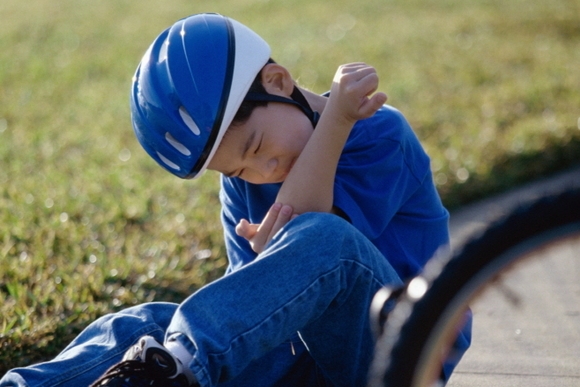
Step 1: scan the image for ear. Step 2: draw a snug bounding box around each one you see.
[260,63,295,97]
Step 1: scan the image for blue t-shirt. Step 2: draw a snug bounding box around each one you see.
[219,105,449,281]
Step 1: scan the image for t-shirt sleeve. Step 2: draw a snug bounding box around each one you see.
[219,175,258,273]
[333,106,431,239]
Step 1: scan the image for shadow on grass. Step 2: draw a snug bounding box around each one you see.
[0,282,196,376]
[0,322,85,377]
[441,134,580,210]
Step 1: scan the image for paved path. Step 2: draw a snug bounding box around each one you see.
[446,166,580,386]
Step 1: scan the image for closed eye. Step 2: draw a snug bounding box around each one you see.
[254,135,263,154]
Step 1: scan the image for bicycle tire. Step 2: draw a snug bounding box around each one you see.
[368,186,580,387]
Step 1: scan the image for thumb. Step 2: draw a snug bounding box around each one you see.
[368,92,387,110]
[374,92,388,106]
[360,92,387,117]
[235,219,252,239]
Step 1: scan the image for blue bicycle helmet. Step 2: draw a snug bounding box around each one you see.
[130,13,271,179]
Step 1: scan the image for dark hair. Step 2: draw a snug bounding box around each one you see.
[231,59,276,125]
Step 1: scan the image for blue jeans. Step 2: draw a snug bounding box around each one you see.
[1,213,402,387]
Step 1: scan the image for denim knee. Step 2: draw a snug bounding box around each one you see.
[264,212,381,266]
[285,212,355,242]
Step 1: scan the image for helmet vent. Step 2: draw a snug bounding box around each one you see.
[159,40,169,63]
[165,132,191,156]
[178,106,201,136]
[156,152,181,171]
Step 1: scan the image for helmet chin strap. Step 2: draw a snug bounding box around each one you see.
[244,87,320,128]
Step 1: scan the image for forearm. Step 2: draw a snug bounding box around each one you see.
[275,103,354,214]
[276,63,386,216]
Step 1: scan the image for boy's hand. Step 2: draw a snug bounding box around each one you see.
[235,203,295,253]
[327,63,387,125]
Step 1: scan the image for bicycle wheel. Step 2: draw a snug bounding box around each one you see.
[368,187,580,387]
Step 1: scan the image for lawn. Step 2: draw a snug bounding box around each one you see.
[0,0,579,374]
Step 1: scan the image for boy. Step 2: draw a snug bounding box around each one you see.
[0,13,470,387]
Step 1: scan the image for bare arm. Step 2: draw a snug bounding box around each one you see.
[275,63,387,214]
[238,63,387,252]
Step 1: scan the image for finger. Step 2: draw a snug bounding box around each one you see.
[334,63,368,83]
[367,91,388,110]
[357,68,379,90]
[251,203,283,252]
[235,218,258,240]
[256,203,282,234]
[342,68,379,97]
[356,70,386,115]
[358,93,387,117]
[266,204,294,242]
[336,65,374,85]
[373,92,388,106]
[337,62,366,71]
[235,218,248,235]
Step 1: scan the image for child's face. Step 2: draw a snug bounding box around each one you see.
[208,102,314,184]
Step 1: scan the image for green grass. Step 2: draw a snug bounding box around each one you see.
[1,0,579,374]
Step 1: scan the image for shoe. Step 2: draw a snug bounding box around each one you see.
[90,336,199,387]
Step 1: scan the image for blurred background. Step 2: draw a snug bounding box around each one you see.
[0,0,578,373]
